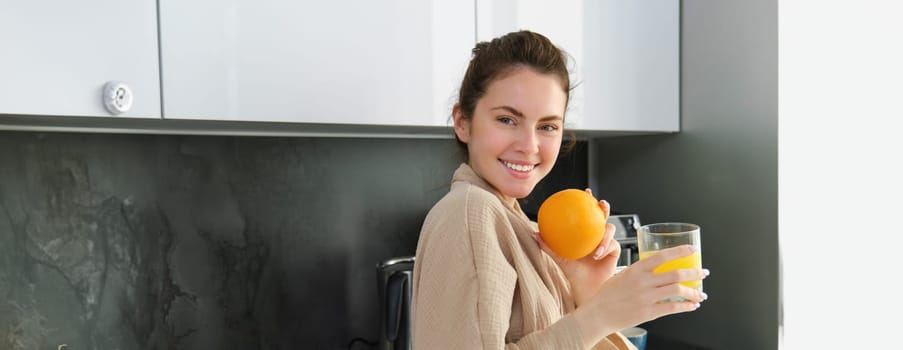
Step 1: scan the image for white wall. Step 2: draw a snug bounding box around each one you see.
[780,1,903,349]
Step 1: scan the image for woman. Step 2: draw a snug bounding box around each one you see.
[411,30,709,349]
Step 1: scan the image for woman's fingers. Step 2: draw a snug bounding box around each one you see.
[583,188,610,218]
[633,244,709,287]
[649,267,710,289]
[591,223,617,259]
[599,199,610,218]
[593,227,620,260]
[634,245,696,272]
[647,283,708,304]
[650,299,702,317]
[624,244,710,305]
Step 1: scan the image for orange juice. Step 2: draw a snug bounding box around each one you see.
[639,250,703,289]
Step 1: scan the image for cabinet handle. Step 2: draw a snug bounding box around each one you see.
[102,81,133,115]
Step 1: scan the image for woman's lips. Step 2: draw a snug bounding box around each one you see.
[500,160,535,179]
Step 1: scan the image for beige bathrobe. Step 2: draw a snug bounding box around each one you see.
[412,164,635,350]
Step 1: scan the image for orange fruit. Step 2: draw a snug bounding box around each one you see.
[537,189,608,259]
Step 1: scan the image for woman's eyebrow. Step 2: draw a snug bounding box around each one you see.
[490,105,524,117]
[490,106,562,121]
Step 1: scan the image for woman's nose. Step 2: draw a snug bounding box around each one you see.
[514,128,540,153]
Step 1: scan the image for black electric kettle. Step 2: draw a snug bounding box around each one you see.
[376,256,414,350]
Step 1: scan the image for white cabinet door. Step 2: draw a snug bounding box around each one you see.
[583,1,679,132]
[0,0,161,118]
[476,0,679,132]
[159,1,474,127]
[476,0,587,130]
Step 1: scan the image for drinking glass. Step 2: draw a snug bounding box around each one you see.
[637,222,702,302]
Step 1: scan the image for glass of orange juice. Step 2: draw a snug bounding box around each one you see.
[637,222,702,302]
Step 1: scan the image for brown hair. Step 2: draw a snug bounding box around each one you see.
[453,30,577,158]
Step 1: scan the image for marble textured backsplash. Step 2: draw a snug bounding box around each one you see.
[0,131,585,349]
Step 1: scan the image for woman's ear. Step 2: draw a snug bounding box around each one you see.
[452,104,470,144]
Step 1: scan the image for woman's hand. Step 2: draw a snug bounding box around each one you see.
[532,189,620,307]
[571,244,709,347]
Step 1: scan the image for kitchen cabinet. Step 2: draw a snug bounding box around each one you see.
[158,0,475,127]
[1,1,676,135]
[0,0,161,118]
[476,0,679,132]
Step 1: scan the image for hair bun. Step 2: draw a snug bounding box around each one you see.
[472,41,491,56]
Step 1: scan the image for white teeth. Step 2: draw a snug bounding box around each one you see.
[504,161,534,172]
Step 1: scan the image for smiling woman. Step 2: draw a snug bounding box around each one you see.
[411,30,708,350]
[448,30,570,204]
[452,67,566,202]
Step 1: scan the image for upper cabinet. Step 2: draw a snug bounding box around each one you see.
[0,0,161,118]
[584,1,679,132]
[477,0,680,132]
[1,1,677,135]
[158,0,475,127]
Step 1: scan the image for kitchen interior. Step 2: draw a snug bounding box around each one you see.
[0,1,776,350]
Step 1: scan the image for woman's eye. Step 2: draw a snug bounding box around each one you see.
[498,117,516,125]
[540,124,559,132]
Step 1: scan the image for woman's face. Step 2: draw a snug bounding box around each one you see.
[454,67,566,203]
